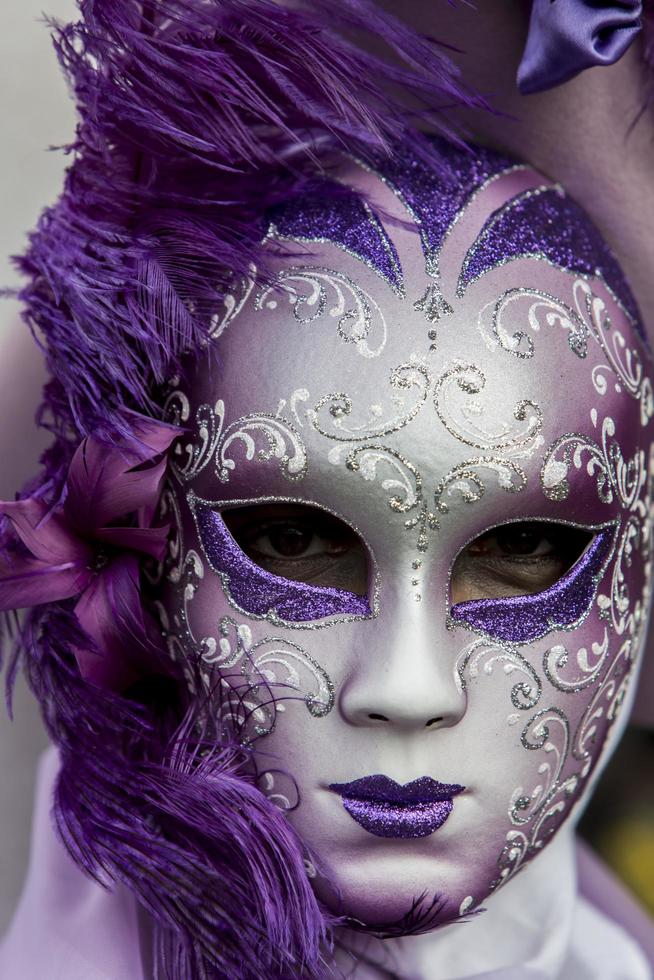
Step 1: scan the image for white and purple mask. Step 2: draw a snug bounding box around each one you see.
[159,141,654,930]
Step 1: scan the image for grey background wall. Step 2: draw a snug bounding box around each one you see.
[0,0,77,934]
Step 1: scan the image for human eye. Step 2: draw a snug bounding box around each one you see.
[221,503,369,595]
[450,521,593,603]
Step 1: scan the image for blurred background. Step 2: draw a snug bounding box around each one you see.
[580,728,654,915]
[1,0,653,939]
[0,0,76,934]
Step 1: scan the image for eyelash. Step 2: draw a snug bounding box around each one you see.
[241,520,311,546]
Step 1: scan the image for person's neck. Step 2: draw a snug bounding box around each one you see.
[328,827,577,979]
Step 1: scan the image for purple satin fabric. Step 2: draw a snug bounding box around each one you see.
[577,837,654,969]
[518,0,643,95]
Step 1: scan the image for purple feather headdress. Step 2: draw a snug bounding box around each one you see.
[0,2,491,977]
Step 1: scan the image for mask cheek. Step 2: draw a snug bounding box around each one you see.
[453,521,648,886]
[455,622,634,897]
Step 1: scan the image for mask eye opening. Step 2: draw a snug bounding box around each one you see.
[190,494,376,624]
[220,500,372,599]
[449,519,595,606]
[448,522,616,645]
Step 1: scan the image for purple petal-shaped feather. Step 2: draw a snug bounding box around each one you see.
[73,553,161,688]
[0,498,89,564]
[0,557,91,610]
[64,422,177,533]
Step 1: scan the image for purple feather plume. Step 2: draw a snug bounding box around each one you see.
[1,1,490,976]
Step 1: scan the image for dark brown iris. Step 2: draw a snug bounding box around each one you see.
[267,525,314,557]
[222,503,367,593]
[453,521,593,602]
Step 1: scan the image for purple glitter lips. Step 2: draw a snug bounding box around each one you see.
[329,775,465,839]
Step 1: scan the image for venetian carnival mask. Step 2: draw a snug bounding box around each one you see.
[158,141,654,929]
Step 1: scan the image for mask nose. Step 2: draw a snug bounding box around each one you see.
[337,597,467,732]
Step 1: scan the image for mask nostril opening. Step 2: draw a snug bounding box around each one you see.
[368,713,389,722]
[425,717,443,727]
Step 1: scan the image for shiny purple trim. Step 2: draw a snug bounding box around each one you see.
[450,525,615,644]
[330,776,465,839]
[459,189,643,334]
[518,0,642,96]
[268,185,404,293]
[194,501,371,622]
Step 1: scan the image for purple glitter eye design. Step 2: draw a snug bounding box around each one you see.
[192,500,372,623]
[268,185,404,295]
[450,525,615,644]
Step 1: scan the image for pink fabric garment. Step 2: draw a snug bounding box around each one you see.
[2,748,653,979]
[0,747,145,980]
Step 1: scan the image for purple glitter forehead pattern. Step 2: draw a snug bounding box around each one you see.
[458,188,643,336]
[370,138,516,275]
[449,525,615,644]
[268,184,404,294]
[193,499,371,622]
[264,137,645,344]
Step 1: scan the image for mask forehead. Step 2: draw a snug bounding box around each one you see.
[182,220,648,562]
